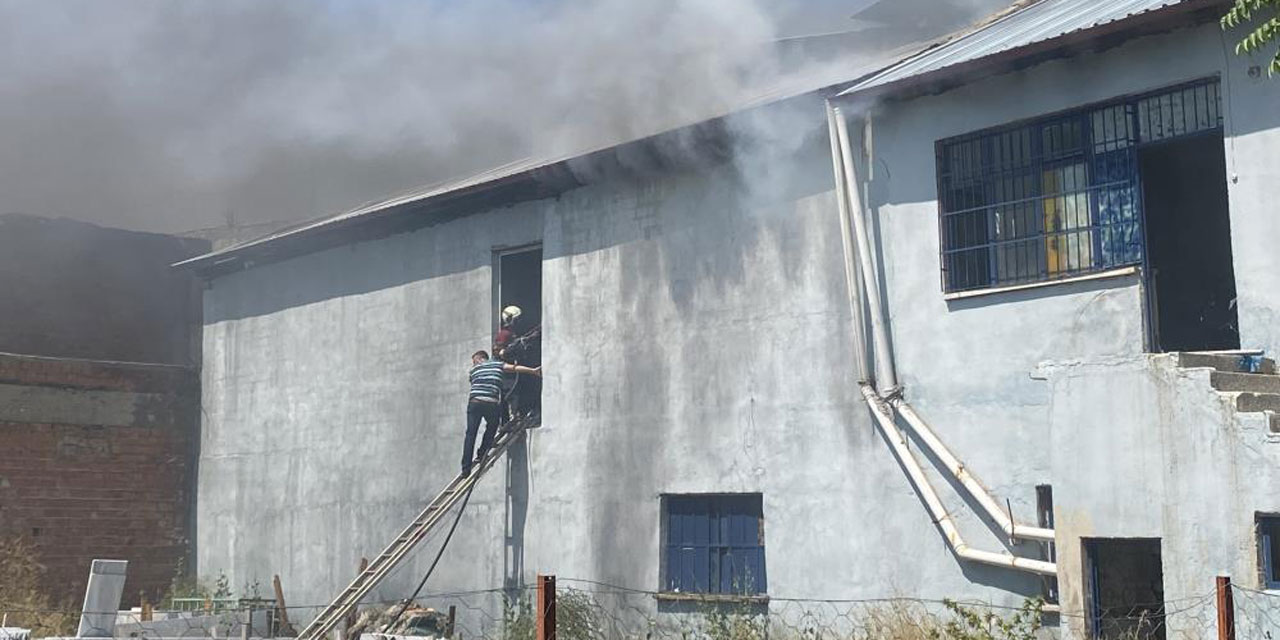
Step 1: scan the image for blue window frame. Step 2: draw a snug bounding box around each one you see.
[936,78,1222,293]
[1260,515,1280,590]
[663,494,766,595]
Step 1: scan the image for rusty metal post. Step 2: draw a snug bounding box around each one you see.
[273,574,299,637]
[446,605,457,638]
[536,575,556,640]
[1216,576,1235,640]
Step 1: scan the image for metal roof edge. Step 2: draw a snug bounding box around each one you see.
[171,156,573,271]
[837,0,1040,96]
[836,0,1230,100]
[176,51,918,277]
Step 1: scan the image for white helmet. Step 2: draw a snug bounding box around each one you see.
[501,305,522,324]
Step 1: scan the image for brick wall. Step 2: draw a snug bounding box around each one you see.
[0,352,198,606]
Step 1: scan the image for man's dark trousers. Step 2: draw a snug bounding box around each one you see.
[463,400,502,474]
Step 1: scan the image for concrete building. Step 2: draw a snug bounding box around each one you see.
[183,0,1280,637]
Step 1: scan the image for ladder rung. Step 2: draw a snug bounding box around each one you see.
[296,426,527,640]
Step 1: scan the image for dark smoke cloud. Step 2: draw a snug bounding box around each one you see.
[0,0,1005,233]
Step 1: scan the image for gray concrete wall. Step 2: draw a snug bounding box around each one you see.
[867,22,1280,368]
[528,131,1041,605]
[199,196,546,609]
[860,20,1280,638]
[199,19,1280,638]
[1218,43,1280,355]
[198,110,1045,626]
[1041,355,1280,638]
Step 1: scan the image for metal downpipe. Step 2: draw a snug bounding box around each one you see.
[828,103,1054,574]
[833,107,898,392]
[860,385,1057,577]
[825,102,870,383]
[891,399,1056,543]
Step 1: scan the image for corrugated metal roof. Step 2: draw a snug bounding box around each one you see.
[175,155,573,268]
[839,0,1188,95]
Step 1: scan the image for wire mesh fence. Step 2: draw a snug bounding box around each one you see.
[511,580,1260,640]
[1231,583,1280,639]
[2,578,1277,639]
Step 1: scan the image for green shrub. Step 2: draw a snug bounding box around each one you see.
[0,536,77,637]
[929,598,1044,640]
[502,588,604,640]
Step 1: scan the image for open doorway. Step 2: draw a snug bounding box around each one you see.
[1139,133,1239,352]
[1084,538,1166,639]
[495,246,542,421]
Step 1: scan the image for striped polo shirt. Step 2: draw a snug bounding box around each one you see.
[468,360,507,403]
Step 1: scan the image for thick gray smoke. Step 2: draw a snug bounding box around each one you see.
[0,0,1005,233]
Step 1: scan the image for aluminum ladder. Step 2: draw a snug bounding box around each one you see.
[295,422,528,640]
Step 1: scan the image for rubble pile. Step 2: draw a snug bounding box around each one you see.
[351,605,450,640]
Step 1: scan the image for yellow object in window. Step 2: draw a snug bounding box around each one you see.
[1043,163,1092,275]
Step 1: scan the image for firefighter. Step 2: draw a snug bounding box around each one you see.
[494,305,522,362]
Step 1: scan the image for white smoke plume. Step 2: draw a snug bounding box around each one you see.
[0,0,1006,232]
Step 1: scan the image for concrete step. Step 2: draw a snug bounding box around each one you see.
[1236,393,1280,413]
[1178,352,1276,374]
[1211,371,1280,394]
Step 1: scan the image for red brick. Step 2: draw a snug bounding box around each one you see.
[0,358,195,606]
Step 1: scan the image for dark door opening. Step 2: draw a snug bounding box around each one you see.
[1084,538,1166,639]
[1036,485,1058,605]
[496,247,542,420]
[1139,134,1239,352]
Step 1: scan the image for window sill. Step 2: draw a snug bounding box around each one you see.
[654,592,770,605]
[943,266,1139,301]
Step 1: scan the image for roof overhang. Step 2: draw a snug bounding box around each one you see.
[835,0,1231,106]
[176,156,585,278]
[174,47,926,278]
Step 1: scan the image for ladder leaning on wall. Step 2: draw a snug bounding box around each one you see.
[295,421,530,640]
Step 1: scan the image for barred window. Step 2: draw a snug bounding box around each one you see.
[936,79,1222,293]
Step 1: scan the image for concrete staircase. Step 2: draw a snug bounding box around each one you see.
[1178,352,1279,433]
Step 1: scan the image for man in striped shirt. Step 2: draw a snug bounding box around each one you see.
[463,350,541,476]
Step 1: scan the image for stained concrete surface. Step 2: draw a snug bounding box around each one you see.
[198,126,1044,620]
[1041,354,1280,638]
[864,22,1280,637]
[196,19,1280,640]
[0,384,182,428]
